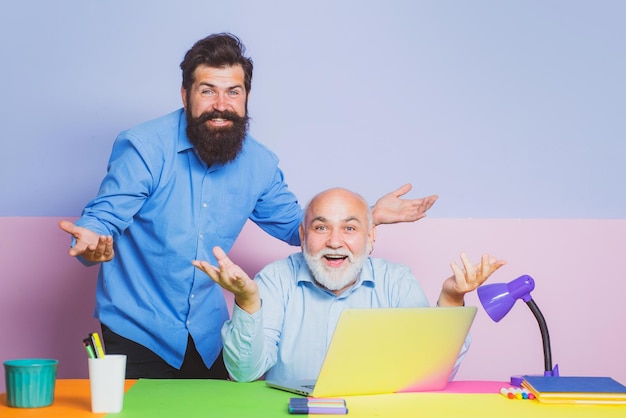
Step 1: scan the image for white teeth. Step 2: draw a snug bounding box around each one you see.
[212,118,226,122]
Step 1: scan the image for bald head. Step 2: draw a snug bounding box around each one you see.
[303,188,372,230]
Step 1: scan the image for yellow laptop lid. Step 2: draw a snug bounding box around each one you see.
[312,306,477,397]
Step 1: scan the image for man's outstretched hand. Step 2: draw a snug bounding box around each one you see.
[371,184,438,225]
[58,220,114,263]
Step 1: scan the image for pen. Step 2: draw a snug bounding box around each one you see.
[90,332,106,358]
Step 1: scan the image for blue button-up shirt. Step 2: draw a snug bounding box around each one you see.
[222,253,470,382]
[74,109,302,368]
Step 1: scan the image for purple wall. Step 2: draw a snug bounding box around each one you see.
[2,2,625,218]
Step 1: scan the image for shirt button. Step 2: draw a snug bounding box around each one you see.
[202,202,208,208]
[190,294,195,299]
[199,233,204,239]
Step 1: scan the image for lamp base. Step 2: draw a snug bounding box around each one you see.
[544,364,559,377]
[510,364,559,387]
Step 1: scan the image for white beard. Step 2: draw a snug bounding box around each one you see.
[303,242,371,291]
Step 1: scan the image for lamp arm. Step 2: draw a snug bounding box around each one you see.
[525,298,553,374]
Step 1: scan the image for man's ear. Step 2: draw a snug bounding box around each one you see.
[298,224,305,249]
[368,225,377,254]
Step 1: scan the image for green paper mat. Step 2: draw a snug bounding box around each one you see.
[108,379,294,417]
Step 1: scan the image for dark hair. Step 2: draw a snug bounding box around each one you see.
[180,33,253,94]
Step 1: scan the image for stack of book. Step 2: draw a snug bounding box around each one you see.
[521,375,626,405]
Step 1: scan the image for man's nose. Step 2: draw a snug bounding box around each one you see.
[212,93,228,111]
[326,230,344,248]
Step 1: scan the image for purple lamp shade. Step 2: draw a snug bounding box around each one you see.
[477,275,536,322]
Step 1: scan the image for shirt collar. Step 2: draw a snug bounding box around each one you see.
[175,108,193,152]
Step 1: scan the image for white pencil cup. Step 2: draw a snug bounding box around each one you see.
[88,354,127,413]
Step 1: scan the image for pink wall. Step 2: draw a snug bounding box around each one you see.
[1,217,625,392]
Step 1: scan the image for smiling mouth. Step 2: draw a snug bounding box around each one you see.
[209,118,230,124]
[323,254,349,267]
[324,255,348,260]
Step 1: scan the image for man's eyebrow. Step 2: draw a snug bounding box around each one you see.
[310,215,362,224]
[343,216,362,224]
[198,81,244,90]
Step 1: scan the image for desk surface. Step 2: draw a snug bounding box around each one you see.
[0,380,136,417]
[2,379,626,417]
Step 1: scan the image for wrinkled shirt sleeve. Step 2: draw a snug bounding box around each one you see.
[222,304,276,382]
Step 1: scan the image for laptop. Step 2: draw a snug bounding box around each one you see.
[265,306,477,397]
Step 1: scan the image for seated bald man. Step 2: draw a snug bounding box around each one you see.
[192,188,506,382]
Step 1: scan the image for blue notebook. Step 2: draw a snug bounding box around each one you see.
[522,376,626,404]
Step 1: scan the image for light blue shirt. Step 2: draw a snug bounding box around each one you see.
[74,109,302,369]
[222,253,470,382]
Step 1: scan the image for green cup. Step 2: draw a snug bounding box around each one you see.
[3,359,58,408]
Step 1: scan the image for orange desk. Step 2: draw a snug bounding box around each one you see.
[2,379,626,417]
[0,380,136,417]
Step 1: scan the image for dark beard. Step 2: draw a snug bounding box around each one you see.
[186,109,249,167]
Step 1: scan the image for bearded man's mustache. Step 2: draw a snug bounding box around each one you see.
[195,110,246,126]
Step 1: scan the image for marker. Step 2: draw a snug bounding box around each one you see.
[290,398,346,406]
[288,406,348,415]
[90,332,106,358]
[83,338,96,359]
[500,387,534,400]
[288,398,348,414]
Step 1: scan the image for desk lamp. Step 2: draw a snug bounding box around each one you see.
[477,274,559,377]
